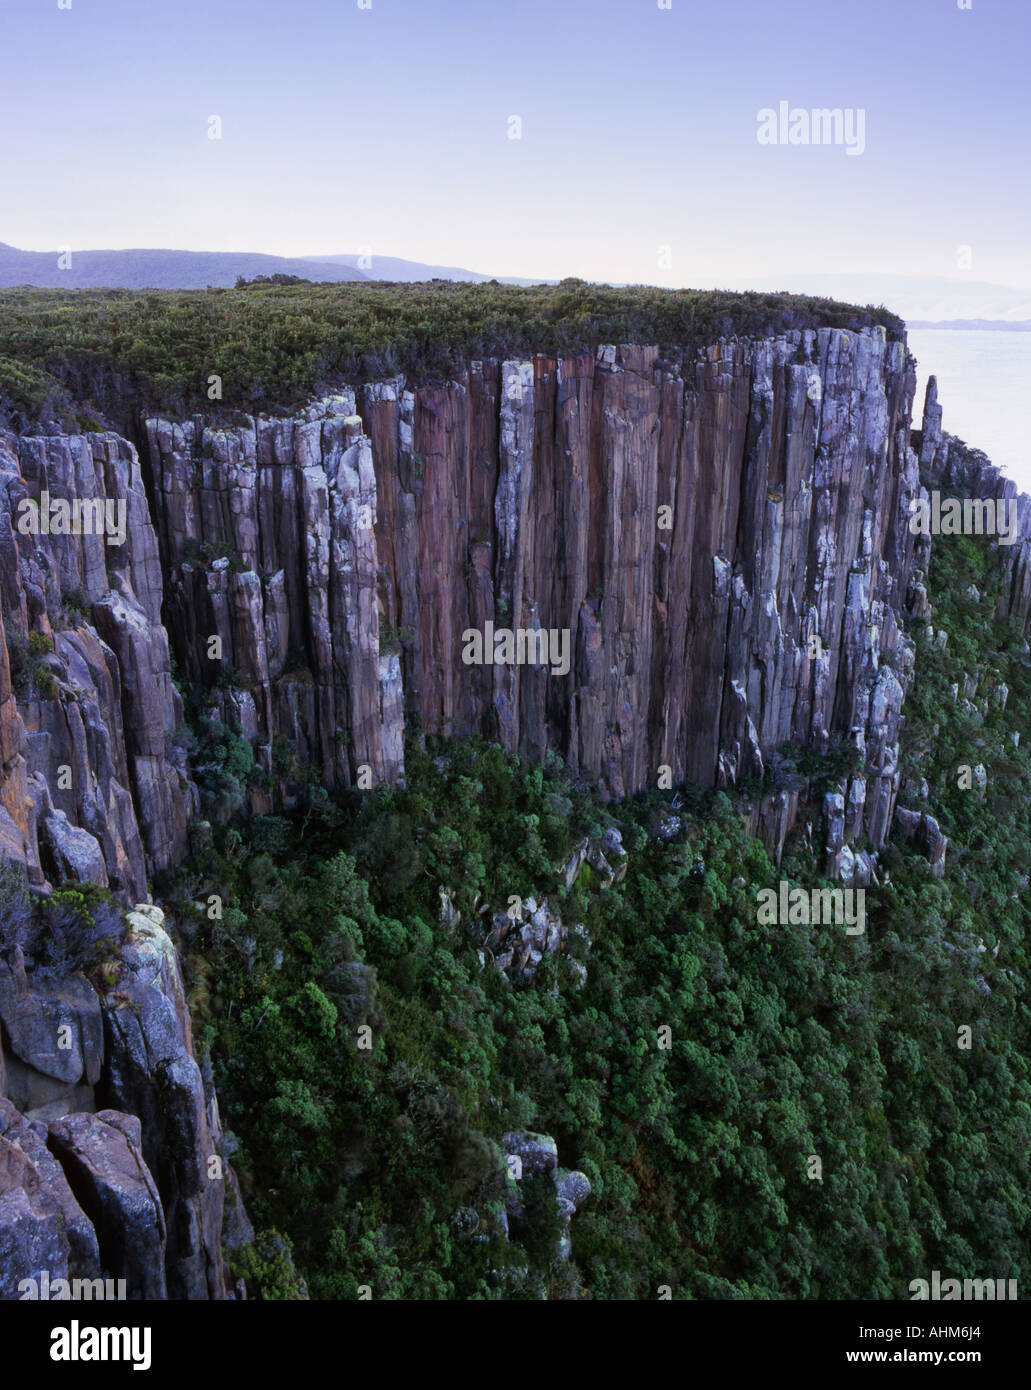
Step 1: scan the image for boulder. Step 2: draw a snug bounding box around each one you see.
[554,1167,591,1213]
[326,960,376,1025]
[502,1130,558,1178]
[42,813,108,887]
[838,844,855,885]
[894,807,948,877]
[0,963,103,1120]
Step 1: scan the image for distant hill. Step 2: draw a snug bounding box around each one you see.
[0,242,546,290]
[298,253,542,286]
[0,243,366,289]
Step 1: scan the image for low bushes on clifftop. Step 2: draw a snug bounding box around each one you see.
[0,279,905,429]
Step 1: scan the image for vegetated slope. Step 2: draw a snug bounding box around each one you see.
[173,521,1029,1299]
[0,279,904,429]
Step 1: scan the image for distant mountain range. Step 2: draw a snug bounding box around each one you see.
[0,242,538,290]
[297,253,538,285]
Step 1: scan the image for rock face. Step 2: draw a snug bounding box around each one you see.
[99,904,229,1300]
[47,1110,167,1300]
[437,336,907,833]
[0,905,241,1299]
[0,327,938,887]
[12,332,1031,893]
[136,327,919,862]
[145,397,404,805]
[0,429,196,898]
[0,962,103,1121]
[917,377,1031,627]
[0,1097,101,1298]
[362,331,920,857]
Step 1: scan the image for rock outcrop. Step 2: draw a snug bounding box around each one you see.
[0,327,937,889]
[0,429,196,897]
[133,328,918,864]
[894,806,948,877]
[47,1110,167,1300]
[917,376,1031,626]
[13,332,1031,897]
[501,1128,591,1268]
[0,905,241,1299]
[0,1097,101,1298]
[100,904,230,1299]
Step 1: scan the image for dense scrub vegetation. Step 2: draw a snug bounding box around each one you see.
[161,525,1029,1299]
[0,279,904,430]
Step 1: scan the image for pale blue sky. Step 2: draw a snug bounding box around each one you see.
[0,0,1027,287]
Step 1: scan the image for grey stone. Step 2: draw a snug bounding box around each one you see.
[502,1130,558,1177]
[48,1109,166,1300]
[0,1098,100,1296]
[42,813,108,887]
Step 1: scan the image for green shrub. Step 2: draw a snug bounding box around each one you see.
[0,282,904,425]
[61,584,92,620]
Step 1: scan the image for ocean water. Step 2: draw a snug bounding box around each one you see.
[907,329,1031,495]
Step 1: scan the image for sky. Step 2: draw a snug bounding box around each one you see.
[1,0,1028,291]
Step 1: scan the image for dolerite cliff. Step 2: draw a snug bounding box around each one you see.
[2,323,1030,1298]
[0,429,195,898]
[146,326,920,866]
[6,326,1024,891]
